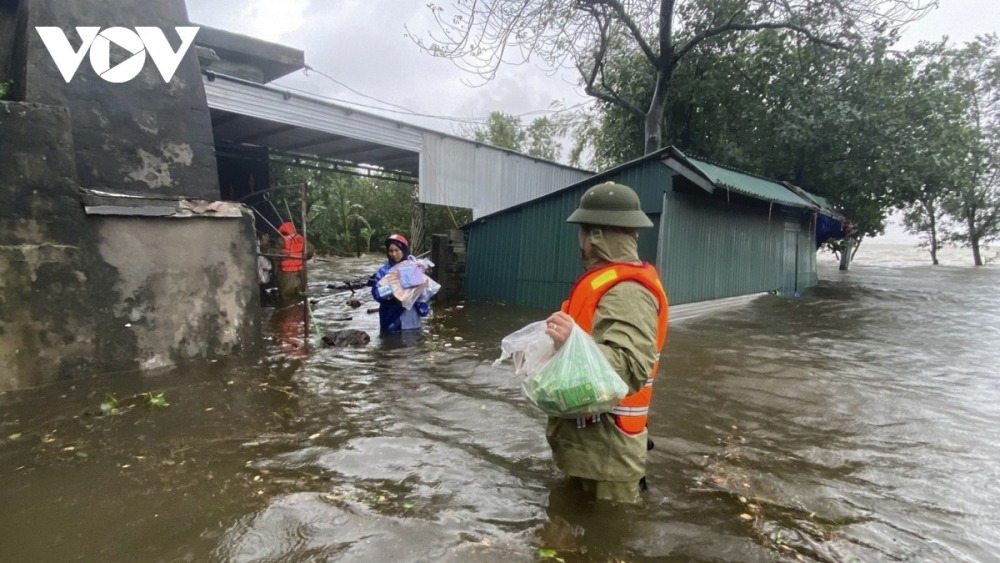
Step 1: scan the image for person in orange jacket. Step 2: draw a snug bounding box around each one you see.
[542,182,669,504]
[275,221,314,302]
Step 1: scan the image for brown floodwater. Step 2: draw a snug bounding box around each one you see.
[1,246,998,562]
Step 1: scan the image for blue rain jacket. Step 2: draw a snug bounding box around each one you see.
[371,260,430,332]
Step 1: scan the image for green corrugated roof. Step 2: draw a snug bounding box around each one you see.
[809,194,832,208]
[684,156,815,208]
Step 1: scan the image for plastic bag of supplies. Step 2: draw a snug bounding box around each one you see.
[492,321,554,377]
[377,257,439,310]
[494,320,629,418]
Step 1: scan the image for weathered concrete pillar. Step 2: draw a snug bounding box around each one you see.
[0,101,138,390]
[19,0,218,198]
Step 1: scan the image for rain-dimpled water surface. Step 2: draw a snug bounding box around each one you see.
[1,245,998,562]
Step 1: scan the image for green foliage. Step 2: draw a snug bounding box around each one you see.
[459,110,566,160]
[935,36,1000,265]
[269,166,471,256]
[0,80,12,100]
[537,548,565,562]
[467,111,525,150]
[100,393,120,415]
[578,28,1000,258]
[99,391,168,415]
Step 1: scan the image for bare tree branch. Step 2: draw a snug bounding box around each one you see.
[676,21,845,65]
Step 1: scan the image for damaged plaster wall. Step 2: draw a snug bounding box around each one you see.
[93,215,259,372]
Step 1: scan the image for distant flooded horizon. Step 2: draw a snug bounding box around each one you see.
[820,240,999,270]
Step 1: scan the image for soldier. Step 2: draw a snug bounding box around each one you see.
[543,181,669,504]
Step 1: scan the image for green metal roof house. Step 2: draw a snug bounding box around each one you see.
[462,146,844,309]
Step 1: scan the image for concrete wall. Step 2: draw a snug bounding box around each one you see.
[0,101,260,391]
[0,102,136,390]
[93,216,259,372]
[0,0,263,391]
[20,0,218,198]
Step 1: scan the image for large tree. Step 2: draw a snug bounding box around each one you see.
[897,41,973,265]
[413,0,933,155]
[940,36,1000,266]
[575,28,918,246]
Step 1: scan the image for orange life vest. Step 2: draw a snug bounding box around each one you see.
[561,262,668,435]
[280,234,305,272]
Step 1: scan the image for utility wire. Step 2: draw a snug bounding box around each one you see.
[290,64,594,125]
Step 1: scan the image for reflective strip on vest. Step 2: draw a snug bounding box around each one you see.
[561,262,668,436]
[611,406,649,416]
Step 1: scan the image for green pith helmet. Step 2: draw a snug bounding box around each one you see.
[566,181,653,228]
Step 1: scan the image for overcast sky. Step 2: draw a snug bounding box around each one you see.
[185,0,999,243]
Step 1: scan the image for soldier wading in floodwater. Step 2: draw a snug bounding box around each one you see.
[543,182,669,504]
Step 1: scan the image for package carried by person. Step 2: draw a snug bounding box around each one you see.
[377,257,439,309]
[492,321,555,377]
[494,320,628,418]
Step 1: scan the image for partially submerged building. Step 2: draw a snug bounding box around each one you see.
[462,147,845,314]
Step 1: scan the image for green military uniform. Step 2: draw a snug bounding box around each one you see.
[545,182,664,504]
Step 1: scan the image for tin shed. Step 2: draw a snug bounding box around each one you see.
[463,146,841,309]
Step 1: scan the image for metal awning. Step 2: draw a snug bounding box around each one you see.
[202,71,593,217]
[204,72,422,178]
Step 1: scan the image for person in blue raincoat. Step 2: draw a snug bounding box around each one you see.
[370,234,430,333]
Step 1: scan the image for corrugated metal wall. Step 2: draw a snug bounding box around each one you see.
[420,135,593,219]
[465,186,584,309]
[465,160,819,308]
[798,213,819,288]
[660,191,784,305]
[464,164,670,310]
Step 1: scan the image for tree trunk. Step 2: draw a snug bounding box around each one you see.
[644,72,671,154]
[929,215,939,266]
[968,214,983,266]
[839,238,854,271]
[972,236,983,266]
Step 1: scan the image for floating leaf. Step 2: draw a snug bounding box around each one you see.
[8,433,22,441]
[145,392,169,408]
[739,513,754,521]
[100,393,119,414]
[403,502,414,510]
[538,548,565,561]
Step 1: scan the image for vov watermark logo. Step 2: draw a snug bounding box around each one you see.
[35,26,200,84]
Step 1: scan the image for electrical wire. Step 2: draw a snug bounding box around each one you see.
[290,64,595,125]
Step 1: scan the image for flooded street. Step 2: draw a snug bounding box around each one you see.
[2,245,999,562]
